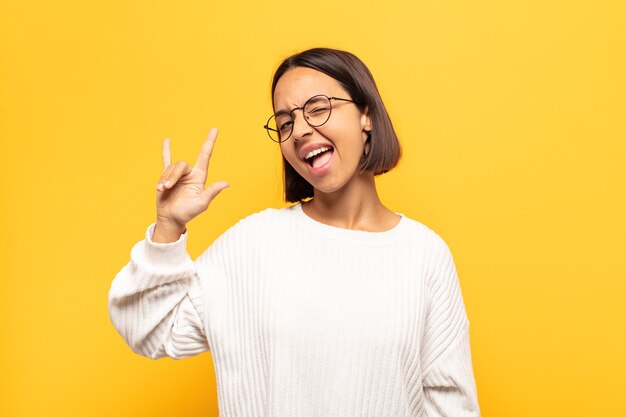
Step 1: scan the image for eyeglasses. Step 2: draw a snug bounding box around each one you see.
[263,94,355,143]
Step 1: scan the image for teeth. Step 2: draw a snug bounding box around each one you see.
[304,146,331,160]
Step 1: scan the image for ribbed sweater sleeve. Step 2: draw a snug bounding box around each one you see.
[421,236,480,416]
[108,223,211,360]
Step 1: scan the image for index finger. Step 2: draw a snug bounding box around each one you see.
[162,137,171,171]
[194,128,218,172]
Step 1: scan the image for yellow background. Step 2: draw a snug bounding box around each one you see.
[1,0,624,416]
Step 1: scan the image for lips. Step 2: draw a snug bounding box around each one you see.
[304,146,332,162]
[299,142,335,162]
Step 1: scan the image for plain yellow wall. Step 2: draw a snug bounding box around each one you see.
[1,0,624,416]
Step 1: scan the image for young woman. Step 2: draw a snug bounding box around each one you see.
[109,47,481,417]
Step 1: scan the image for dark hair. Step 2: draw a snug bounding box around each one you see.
[271,47,402,202]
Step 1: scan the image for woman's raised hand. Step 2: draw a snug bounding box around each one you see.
[153,128,229,242]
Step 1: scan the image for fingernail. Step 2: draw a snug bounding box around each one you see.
[157,183,163,191]
[165,180,171,187]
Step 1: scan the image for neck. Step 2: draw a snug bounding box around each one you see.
[303,172,397,231]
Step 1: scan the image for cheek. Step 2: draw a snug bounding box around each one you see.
[279,145,298,166]
[327,118,365,149]
[334,129,366,158]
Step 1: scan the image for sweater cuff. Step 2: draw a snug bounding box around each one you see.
[142,222,190,268]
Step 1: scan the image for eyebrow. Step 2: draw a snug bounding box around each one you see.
[274,109,291,118]
[273,94,330,117]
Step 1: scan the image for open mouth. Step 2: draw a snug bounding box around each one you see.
[304,146,334,168]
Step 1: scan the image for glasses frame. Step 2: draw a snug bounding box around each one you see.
[263,94,355,143]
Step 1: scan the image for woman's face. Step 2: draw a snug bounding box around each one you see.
[273,67,371,195]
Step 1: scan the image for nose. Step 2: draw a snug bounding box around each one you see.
[290,110,313,142]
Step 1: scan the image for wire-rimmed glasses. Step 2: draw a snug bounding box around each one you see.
[263,94,355,143]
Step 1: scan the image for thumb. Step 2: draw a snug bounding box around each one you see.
[201,181,230,206]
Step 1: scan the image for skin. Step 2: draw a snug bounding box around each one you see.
[151,66,401,243]
[274,67,401,232]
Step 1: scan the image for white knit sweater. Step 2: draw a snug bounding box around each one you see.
[108,203,480,417]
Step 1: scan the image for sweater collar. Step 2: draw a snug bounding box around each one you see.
[289,202,409,245]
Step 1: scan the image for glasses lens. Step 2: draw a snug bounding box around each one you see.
[304,96,332,127]
[265,114,293,142]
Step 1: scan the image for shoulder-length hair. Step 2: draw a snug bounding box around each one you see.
[271,47,401,202]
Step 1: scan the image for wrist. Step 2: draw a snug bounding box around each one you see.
[153,218,187,243]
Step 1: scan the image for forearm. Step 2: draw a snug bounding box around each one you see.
[108,223,208,359]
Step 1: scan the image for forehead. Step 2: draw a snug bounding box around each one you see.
[273,67,347,110]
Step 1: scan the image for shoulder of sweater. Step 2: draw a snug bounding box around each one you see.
[231,205,289,229]
[213,205,291,242]
[412,223,460,288]
[399,215,452,252]
[399,217,458,281]
[194,206,289,264]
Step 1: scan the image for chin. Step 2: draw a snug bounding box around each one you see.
[309,178,348,195]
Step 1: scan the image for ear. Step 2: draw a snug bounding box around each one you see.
[360,106,372,140]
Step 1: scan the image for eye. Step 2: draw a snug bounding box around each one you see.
[304,96,331,116]
[308,105,330,115]
[279,120,293,132]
